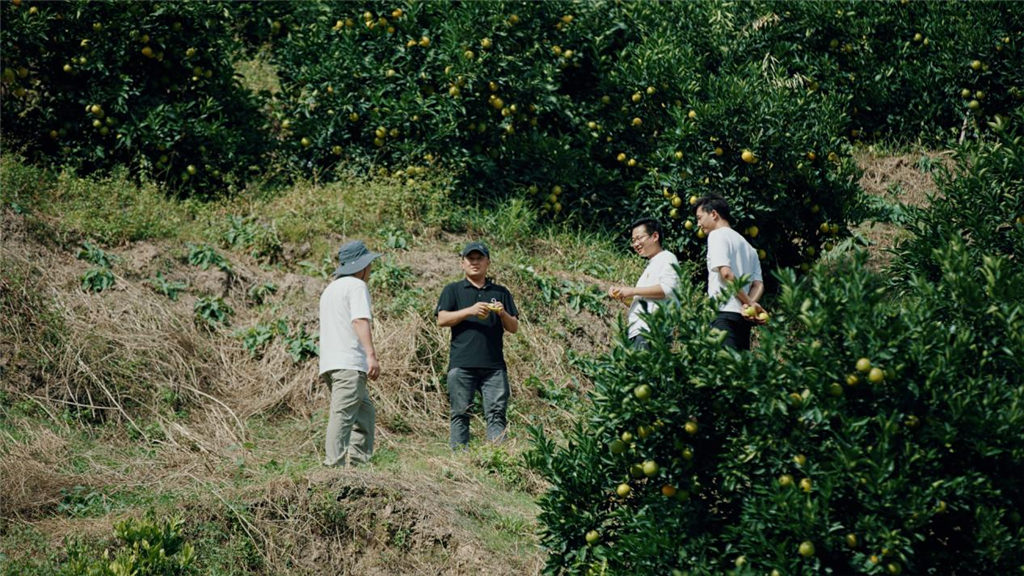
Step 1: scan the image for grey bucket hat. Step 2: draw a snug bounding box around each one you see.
[333,240,382,277]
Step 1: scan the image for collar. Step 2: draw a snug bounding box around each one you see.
[460,277,492,290]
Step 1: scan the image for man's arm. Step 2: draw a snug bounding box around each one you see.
[608,285,666,300]
[488,301,519,333]
[351,318,380,380]
[438,302,492,327]
[718,266,767,322]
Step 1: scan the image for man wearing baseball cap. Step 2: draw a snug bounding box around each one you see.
[319,240,382,466]
[436,241,519,449]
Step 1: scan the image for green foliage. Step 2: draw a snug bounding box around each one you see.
[527,122,1024,575]
[514,265,605,314]
[222,215,283,263]
[283,324,318,363]
[193,296,233,328]
[379,225,411,250]
[530,252,1024,574]
[0,0,268,196]
[245,281,278,306]
[81,267,115,293]
[186,243,232,273]
[59,513,195,576]
[891,114,1024,288]
[234,319,287,359]
[146,272,186,301]
[77,242,113,267]
[371,258,415,295]
[297,252,335,280]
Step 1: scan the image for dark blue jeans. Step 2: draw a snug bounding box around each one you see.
[711,311,752,351]
[447,367,509,448]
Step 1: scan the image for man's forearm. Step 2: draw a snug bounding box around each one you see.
[747,281,764,304]
[352,318,376,357]
[438,309,469,327]
[500,313,518,333]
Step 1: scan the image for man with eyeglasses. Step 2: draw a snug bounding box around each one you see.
[607,218,679,350]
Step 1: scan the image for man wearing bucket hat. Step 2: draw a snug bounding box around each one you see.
[436,241,519,449]
[319,240,383,467]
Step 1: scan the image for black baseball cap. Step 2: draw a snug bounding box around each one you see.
[461,241,490,258]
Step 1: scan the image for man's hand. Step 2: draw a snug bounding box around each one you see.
[366,353,380,381]
[740,302,769,325]
[469,301,493,319]
[488,300,505,315]
[607,286,633,305]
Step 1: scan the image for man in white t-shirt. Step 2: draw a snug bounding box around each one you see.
[694,195,767,351]
[607,218,679,349]
[318,240,382,467]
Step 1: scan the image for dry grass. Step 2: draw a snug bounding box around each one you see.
[0,167,620,572]
[853,149,950,269]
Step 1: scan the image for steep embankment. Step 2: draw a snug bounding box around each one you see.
[0,159,638,574]
[0,150,940,573]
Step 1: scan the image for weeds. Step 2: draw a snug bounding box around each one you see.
[147,272,187,301]
[187,244,233,273]
[80,268,115,293]
[283,324,318,363]
[194,296,234,328]
[234,320,287,359]
[222,215,282,263]
[77,242,114,267]
[245,282,278,305]
[379,225,411,251]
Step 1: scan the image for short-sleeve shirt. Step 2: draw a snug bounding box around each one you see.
[436,279,518,370]
[318,276,373,375]
[706,227,763,314]
[626,250,680,338]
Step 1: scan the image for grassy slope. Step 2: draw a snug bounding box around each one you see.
[0,156,643,575]
[0,146,937,574]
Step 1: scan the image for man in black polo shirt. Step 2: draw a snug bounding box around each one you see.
[436,241,519,449]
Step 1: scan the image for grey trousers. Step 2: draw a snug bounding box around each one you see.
[322,369,375,466]
[447,367,509,448]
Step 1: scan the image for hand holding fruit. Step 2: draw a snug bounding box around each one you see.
[607,286,633,305]
[472,302,493,319]
[742,302,769,325]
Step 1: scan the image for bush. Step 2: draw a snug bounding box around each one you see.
[0,0,268,196]
[527,128,1024,574]
[60,513,195,576]
[891,114,1024,286]
[264,1,863,270]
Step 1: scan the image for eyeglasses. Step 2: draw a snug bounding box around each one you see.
[631,233,650,245]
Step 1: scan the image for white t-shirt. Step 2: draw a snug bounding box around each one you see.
[706,227,762,314]
[627,250,680,338]
[318,276,373,375]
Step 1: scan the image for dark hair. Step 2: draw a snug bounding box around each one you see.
[694,194,732,223]
[629,217,663,245]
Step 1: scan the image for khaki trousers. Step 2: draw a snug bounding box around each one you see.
[322,369,375,466]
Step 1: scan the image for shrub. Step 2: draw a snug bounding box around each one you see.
[891,114,1024,287]
[146,272,187,301]
[263,1,863,271]
[186,243,232,273]
[528,249,1024,574]
[81,268,115,293]
[222,215,283,263]
[0,0,268,196]
[59,513,195,576]
[193,296,233,328]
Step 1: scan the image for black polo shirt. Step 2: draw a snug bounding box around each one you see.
[436,278,518,370]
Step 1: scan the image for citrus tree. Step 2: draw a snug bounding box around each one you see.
[0,0,268,195]
[526,120,1024,575]
[264,1,864,272]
